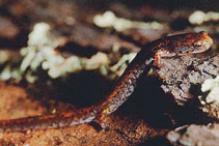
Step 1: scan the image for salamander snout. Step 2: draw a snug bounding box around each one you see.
[192,32,213,54]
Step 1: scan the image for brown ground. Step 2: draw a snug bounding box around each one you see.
[0,82,168,146]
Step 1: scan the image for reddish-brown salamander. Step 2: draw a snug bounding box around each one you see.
[0,32,213,132]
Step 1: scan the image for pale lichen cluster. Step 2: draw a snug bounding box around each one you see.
[200,76,219,118]
[189,10,219,25]
[201,76,219,104]
[0,22,136,83]
[93,11,164,32]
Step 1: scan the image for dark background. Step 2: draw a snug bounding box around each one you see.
[77,0,219,10]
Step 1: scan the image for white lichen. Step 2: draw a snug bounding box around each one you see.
[0,65,22,81]
[20,23,59,75]
[93,11,164,32]
[19,23,109,80]
[110,52,136,77]
[0,22,136,82]
[201,76,219,103]
[189,10,219,25]
[83,52,109,71]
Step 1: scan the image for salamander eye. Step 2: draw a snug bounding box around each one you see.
[194,41,203,47]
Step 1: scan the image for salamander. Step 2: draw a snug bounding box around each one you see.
[0,32,213,132]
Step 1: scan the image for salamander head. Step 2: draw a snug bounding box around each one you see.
[156,31,213,57]
[153,32,213,66]
[185,31,213,54]
[192,31,214,54]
